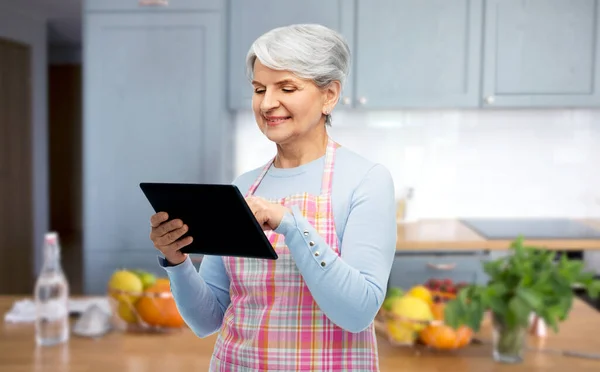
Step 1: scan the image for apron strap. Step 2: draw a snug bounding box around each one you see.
[246,158,273,197]
[320,138,338,195]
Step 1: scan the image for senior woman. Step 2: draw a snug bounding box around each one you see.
[149,24,397,371]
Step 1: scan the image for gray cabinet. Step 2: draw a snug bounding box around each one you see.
[388,251,489,291]
[83,6,231,293]
[227,0,600,110]
[227,0,355,110]
[482,0,600,107]
[354,0,483,109]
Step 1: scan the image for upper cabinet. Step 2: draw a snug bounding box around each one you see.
[228,0,600,110]
[85,0,222,12]
[482,0,600,108]
[228,0,354,110]
[83,3,231,292]
[354,0,482,109]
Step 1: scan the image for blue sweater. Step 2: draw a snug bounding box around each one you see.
[158,145,397,335]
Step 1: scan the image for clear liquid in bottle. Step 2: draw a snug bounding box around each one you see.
[34,232,70,346]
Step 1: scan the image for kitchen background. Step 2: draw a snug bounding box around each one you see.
[1,0,600,296]
[236,109,600,219]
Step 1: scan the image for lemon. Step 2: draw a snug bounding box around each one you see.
[117,301,139,324]
[390,295,434,332]
[386,319,417,345]
[406,285,433,306]
[108,269,144,304]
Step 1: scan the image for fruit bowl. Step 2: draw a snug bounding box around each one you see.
[375,307,474,350]
[107,270,186,333]
[375,282,475,350]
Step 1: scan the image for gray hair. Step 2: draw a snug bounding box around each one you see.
[246,24,351,126]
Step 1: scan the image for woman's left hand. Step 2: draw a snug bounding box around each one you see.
[245,196,291,231]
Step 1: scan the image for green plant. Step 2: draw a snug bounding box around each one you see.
[444,236,600,333]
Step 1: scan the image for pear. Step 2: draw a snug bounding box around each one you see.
[382,287,404,311]
[132,269,157,290]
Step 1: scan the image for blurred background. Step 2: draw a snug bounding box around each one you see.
[1,0,600,297]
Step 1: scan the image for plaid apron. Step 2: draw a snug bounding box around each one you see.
[209,138,379,371]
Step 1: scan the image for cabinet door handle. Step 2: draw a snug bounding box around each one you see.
[426,262,456,271]
[139,0,169,6]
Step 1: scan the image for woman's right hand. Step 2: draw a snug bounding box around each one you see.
[150,212,193,265]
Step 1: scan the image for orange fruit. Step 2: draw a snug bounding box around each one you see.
[419,324,473,350]
[430,302,447,321]
[135,279,185,328]
[154,277,170,287]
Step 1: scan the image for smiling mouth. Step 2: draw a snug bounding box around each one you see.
[265,117,291,126]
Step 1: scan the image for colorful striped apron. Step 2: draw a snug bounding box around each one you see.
[209,138,379,371]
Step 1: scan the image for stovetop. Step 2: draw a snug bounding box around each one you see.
[459,218,600,240]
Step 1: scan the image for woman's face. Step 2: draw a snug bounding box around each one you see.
[251,60,338,145]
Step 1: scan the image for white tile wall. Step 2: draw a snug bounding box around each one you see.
[233,109,600,219]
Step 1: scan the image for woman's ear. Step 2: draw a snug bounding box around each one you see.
[322,81,342,113]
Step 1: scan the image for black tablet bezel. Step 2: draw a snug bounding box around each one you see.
[139,182,278,260]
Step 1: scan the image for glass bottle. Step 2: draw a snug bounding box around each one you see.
[34,232,70,346]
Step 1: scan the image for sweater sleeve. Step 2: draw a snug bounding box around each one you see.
[158,254,231,337]
[274,164,397,333]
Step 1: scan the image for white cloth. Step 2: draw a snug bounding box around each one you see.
[4,299,37,323]
[72,304,113,337]
[3,297,111,323]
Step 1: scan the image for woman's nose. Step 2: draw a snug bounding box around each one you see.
[260,90,279,112]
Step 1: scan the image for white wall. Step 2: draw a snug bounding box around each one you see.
[0,3,48,273]
[234,109,600,219]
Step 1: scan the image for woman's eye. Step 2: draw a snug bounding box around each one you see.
[253,87,295,94]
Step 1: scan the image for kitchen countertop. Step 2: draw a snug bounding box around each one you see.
[1,296,599,371]
[397,218,600,251]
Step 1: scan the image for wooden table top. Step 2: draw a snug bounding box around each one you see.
[397,218,600,251]
[1,296,599,371]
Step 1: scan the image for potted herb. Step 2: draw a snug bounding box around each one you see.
[444,237,600,364]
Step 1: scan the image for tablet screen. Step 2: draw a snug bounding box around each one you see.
[140,183,278,260]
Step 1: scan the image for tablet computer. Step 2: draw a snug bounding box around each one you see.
[139,182,278,260]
